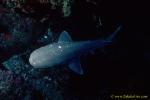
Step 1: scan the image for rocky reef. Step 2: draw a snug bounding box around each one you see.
[0,0,147,100]
[0,1,103,99]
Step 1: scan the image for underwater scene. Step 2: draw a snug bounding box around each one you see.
[0,0,149,100]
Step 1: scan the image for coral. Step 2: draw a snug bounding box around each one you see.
[62,0,71,17]
[1,0,73,17]
[0,70,14,95]
[0,11,34,50]
[2,53,70,99]
[3,55,31,74]
[0,0,105,99]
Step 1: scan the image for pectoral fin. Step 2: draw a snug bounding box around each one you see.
[68,58,84,75]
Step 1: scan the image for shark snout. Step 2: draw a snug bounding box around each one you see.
[29,54,36,67]
[29,51,41,67]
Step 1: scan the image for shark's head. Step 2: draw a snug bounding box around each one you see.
[29,43,66,68]
[29,47,55,68]
[29,50,41,68]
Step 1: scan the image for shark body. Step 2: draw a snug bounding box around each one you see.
[29,26,122,75]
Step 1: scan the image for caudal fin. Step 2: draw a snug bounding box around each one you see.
[106,25,122,41]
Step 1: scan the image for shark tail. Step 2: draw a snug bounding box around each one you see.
[106,25,122,42]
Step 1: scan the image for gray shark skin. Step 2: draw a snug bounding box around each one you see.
[29,26,122,75]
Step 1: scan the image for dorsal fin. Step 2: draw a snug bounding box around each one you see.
[58,31,72,42]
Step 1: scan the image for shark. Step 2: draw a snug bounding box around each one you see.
[29,25,122,75]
